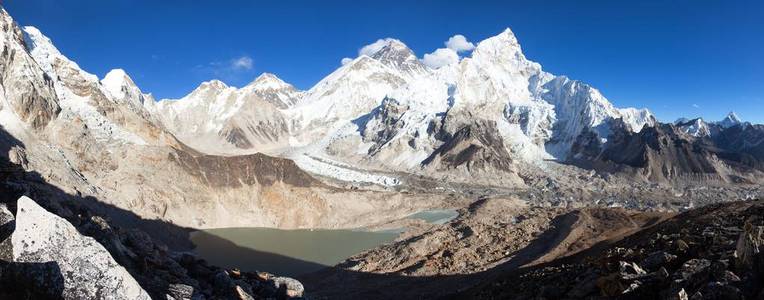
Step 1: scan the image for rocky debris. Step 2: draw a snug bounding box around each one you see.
[10,196,150,299]
[641,251,677,271]
[463,199,764,299]
[0,203,13,261]
[302,198,669,299]
[0,193,306,299]
[272,276,305,298]
[166,283,196,300]
[7,146,29,170]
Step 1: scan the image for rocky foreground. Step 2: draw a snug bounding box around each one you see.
[465,199,764,299]
[0,196,304,299]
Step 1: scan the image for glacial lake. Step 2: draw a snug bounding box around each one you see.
[190,209,458,276]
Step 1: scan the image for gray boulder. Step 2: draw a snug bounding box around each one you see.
[11,196,150,299]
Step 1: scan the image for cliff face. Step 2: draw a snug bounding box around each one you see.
[0,9,60,130]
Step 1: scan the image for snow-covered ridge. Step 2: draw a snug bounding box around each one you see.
[22,26,148,145]
[717,111,742,128]
[673,112,752,138]
[16,18,660,186]
[143,26,658,185]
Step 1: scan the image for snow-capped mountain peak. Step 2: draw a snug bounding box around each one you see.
[246,72,291,90]
[349,38,428,76]
[102,69,137,100]
[242,72,301,108]
[474,28,522,56]
[198,79,230,91]
[718,111,742,128]
[676,118,711,137]
[101,68,157,116]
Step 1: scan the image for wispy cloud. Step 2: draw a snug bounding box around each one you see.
[359,38,397,56]
[231,56,253,70]
[692,103,700,108]
[193,55,255,82]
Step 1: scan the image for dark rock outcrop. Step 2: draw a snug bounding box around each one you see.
[570,119,764,183]
[423,120,515,173]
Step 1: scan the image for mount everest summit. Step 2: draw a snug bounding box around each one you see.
[149,29,659,185]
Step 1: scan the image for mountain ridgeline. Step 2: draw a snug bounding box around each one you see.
[0,4,763,299]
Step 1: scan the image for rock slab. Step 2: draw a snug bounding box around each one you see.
[11,196,150,300]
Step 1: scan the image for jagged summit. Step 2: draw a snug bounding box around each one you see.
[676,117,711,137]
[473,27,522,56]
[335,38,428,76]
[718,111,742,128]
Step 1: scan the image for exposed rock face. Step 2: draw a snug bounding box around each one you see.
[423,121,515,174]
[11,196,150,300]
[360,97,410,155]
[0,8,60,129]
[170,150,321,188]
[570,119,764,183]
[711,123,764,170]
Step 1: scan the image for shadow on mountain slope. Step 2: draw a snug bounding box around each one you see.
[0,125,322,298]
[6,123,754,299]
[0,124,585,299]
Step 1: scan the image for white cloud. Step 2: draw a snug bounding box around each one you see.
[231,56,253,70]
[692,104,700,108]
[359,38,397,57]
[341,57,353,65]
[421,48,459,69]
[445,34,475,53]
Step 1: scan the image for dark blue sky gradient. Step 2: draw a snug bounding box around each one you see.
[4,0,763,123]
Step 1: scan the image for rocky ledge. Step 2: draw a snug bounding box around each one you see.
[0,196,304,299]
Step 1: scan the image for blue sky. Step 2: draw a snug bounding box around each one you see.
[5,0,763,123]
